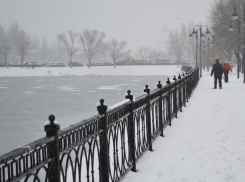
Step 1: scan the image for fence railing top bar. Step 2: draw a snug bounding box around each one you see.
[107,99,131,115]
[59,100,131,136]
[59,114,102,136]
[0,135,55,165]
[150,87,160,94]
[162,84,169,89]
[134,93,147,102]
[150,82,169,92]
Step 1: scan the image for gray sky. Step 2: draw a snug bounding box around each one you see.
[0,0,215,51]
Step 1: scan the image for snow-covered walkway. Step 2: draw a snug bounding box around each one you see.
[124,70,245,182]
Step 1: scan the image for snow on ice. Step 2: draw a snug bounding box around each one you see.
[0,65,181,77]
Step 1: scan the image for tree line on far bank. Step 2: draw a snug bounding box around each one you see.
[0,22,129,68]
[0,21,178,69]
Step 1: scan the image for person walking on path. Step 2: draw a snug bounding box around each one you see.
[223,62,232,83]
[211,59,223,89]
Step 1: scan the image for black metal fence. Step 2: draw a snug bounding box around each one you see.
[0,68,199,182]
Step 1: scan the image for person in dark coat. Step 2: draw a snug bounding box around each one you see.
[211,59,223,89]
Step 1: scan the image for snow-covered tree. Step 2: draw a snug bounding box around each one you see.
[167,29,185,67]
[79,29,106,68]
[57,30,78,68]
[138,46,150,59]
[0,26,12,66]
[107,39,127,68]
[209,0,243,71]
[16,29,33,67]
[148,49,162,62]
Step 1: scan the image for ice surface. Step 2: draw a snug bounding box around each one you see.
[0,66,181,155]
[23,91,34,94]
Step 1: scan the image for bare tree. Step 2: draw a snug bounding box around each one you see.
[186,22,196,63]
[16,30,33,67]
[108,39,127,68]
[123,49,132,60]
[209,0,243,70]
[148,49,162,62]
[57,30,78,68]
[138,46,150,59]
[167,29,185,67]
[53,40,66,63]
[40,36,50,62]
[0,26,12,67]
[7,22,19,58]
[79,29,106,68]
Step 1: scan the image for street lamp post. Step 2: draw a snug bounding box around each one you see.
[190,25,210,78]
[207,37,210,72]
[213,35,215,65]
[203,40,206,71]
[202,38,210,72]
[230,16,241,79]
[189,29,198,68]
[231,4,245,83]
[54,55,57,62]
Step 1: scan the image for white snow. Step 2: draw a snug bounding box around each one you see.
[123,70,245,182]
[0,65,181,77]
[108,99,130,111]
[97,84,129,90]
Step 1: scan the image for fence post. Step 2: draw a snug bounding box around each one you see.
[187,72,191,99]
[185,72,189,102]
[190,71,194,96]
[178,74,182,112]
[44,115,60,182]
[182,73,186,107]
[144,85,153,152]
[157,81,164,137]
[97,99,109,182]
[166,78,171,126]
[173,76,177,118]
[125,90,136,172]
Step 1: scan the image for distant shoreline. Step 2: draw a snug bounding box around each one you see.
[0,65,182,77]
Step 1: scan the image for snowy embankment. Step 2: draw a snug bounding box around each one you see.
[0,65,181,77]
[124,70,245,182]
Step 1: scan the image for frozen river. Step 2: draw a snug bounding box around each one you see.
[0,75,168,155]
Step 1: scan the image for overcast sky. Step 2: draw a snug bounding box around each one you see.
[0,0,215,51]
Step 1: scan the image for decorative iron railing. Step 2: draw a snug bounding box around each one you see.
[0,68,199,182]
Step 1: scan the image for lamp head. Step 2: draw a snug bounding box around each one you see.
[232,9,239,20]
[192,30,196,34]
[189,32,193,37]
[206,29,210,34]
[229,24,234,31]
